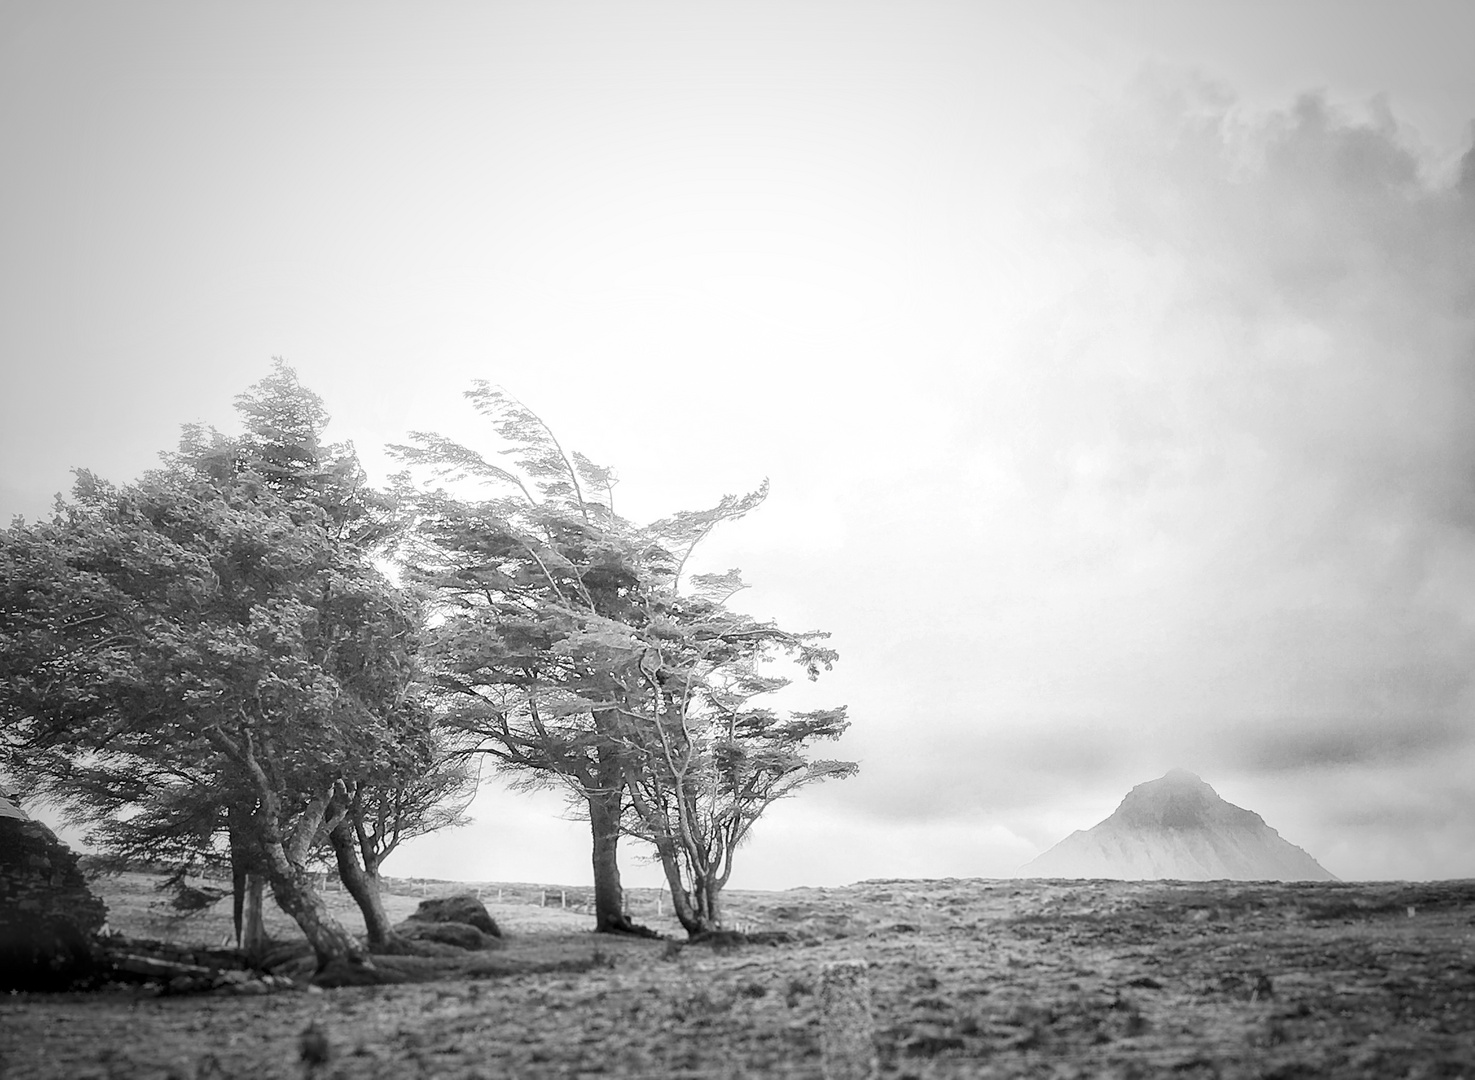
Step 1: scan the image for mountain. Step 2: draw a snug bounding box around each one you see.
[1019,768,1336,881]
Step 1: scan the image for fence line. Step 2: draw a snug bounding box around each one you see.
[369,877,683,919]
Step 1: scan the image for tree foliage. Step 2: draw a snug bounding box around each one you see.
[394,386,854,934]
[0,361,465,966]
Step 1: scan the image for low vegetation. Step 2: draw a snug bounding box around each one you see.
[3,871,1472,1078]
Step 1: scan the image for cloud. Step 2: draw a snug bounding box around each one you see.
[821,72,1475,877]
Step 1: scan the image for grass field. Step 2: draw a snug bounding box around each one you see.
[2,872,1473,1078]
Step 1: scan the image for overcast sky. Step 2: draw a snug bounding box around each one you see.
[4,2,1473,887]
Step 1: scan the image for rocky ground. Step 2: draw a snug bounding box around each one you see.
[2,874,1473,1078]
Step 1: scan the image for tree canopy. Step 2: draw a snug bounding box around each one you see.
[393,385,855,935]
[0,362,463,967]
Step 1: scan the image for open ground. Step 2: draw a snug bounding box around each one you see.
[2,872,1473,1079]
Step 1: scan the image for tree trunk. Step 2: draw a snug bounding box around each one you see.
[329,818,398,949]
[212,730,369,972]
[257,833,367,970]
[241,874,268,962]
[227,803,269,961]
[587,752,657,937]
[589,787,626,930]
[649,836,721,937]
[696,873,722,930]
[246,789,369,971]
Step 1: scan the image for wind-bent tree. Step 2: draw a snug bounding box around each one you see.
[583,582,854,935]
[393,384,855,935]
[0,363,456,969]
[322,758,473,948]
[392,385,655,934]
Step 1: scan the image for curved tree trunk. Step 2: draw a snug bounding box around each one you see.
[258,834,367,970]
[329,819,398,949]
[250,785,369,971]
[212,729,369,972]
[648,835,722,937]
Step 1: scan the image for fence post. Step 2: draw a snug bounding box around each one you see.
[820,961,879,1080]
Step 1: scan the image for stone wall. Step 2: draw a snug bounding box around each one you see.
[0,793,109,989]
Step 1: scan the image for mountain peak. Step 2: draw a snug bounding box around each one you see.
[1019,769,1336,881]
[1114,768,1264,830]
[1161,767,1203,784]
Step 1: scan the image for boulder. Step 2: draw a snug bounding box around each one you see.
[397,920,500,951]
[0,793,109,990]
[405,893,501,937]
[392,892,503,952]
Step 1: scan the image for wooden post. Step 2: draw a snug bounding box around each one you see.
[820,961,879,1080]
[560,889,567,909]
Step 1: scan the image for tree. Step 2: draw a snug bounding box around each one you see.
[184,362,472,954]
[546,552,854,934]
[619,607,855,938]
[0,364,459,969]
[393,385,855,935]
[322,758,473,948]
[392,385,654,934]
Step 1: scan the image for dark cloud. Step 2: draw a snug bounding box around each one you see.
[1217,715,1472,774]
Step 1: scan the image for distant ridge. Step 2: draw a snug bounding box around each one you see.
[1020,768,1336,881]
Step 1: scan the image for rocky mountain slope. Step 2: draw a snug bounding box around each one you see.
[1020,768,1336,881]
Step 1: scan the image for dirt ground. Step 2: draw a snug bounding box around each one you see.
[2,874,1473,1079]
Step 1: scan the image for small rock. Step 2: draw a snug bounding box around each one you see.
[900,1032,966,1056]
[1251,974,1275,1002]
[299,1022,331,1070]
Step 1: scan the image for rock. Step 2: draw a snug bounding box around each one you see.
[391,892,505,952]
[170,883,227,911]
[0,792,109,990]
[299,1022,331,1069]
[688,929,747,949]
[396,919,501,951]
[404,893,501,937]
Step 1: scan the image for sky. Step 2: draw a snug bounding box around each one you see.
[3,1,1474,887]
